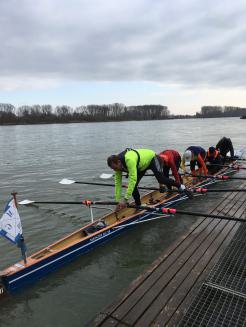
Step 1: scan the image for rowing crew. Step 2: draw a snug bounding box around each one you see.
[107,137,234,211]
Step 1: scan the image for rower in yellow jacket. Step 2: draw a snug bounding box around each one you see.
[107,148,193,211]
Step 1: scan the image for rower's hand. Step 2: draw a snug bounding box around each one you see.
[116,198,127,211]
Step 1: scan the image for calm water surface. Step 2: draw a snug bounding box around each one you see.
[0,118,245,326]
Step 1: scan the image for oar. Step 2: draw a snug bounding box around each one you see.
[227,157,246,161]
[59,178,172,192]
[100,172,246,181]
[19,199,118,206]
[133,205,246,223]
[194,187,246,193]
[207,163,246,170]
[19,199,245,223]
[100,173,154,179]
[60,178,116,187]
[60,178,246,194]
[187,174,246,181]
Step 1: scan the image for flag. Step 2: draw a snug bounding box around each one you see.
[0,198,23,246]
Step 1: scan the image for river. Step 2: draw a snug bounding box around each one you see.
[0,117,245,326]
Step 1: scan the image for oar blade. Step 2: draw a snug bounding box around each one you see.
[100,173,114,179]
[59,178,76,185]
[19,199,35,205]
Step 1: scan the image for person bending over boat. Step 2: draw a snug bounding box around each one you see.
[159,149,182,185]
[216,137,234,162]
[206,146,223,174]
[107,148,193,211]
[181,146,208,177]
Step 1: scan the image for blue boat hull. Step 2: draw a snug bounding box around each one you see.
[2,210,154,292]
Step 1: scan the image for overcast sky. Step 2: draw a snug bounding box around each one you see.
[0,0,246,114]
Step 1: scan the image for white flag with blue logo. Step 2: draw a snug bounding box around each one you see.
[0,199,23,245]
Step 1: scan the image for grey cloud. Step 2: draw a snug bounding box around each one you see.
[1,0,246,88]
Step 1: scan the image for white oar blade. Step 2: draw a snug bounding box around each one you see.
[100,173,114,179]
[59,178,76,185]
[19,199,35,205]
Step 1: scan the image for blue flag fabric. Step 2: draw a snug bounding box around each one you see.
[0,199,24,246]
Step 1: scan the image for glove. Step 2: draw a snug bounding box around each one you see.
[159,186,167,193]
[116,198,127,211]
[178,184,186,192]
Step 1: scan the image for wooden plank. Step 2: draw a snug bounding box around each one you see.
[132,220,237,326]
[156,191,246,326]
[167,209,246,326]
[153,221,240,326]
[110,219,218,321]
[95,192,241,326]
[110,189,242,320]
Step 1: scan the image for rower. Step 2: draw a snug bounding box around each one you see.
[107,148,193,211]
[159,149,182,186]
[181,146,208,177]
[206,146,223,174]
[216,137,234,163]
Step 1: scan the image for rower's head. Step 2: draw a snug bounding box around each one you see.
[208,146,216,155]
[183,150,192,163]
[107,155,123,171]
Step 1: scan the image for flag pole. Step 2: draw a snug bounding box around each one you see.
[11,192,27,265]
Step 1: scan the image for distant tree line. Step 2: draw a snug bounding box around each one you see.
[1,103,245,125]
[196,106,246,118]
[0,103,170,125]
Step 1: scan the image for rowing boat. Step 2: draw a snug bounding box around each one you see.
[0,149,244,294]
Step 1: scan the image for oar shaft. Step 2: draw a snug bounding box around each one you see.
[31,201,86,205]
[208,163,246,170]
[75,181,169,192]
[127,172,246,181]
[184,173,246,180]
[75,181,115,187]
[194,188,246,193]
[175,209,244,222]
[229,157,246,161]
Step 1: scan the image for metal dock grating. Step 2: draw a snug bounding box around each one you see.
[179,222,246,327]
[179,283,246,327]
[206,223,246,294]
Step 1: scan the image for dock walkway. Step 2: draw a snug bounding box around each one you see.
[90,178,246,326]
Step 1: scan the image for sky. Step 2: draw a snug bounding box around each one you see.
[0,0,246,115]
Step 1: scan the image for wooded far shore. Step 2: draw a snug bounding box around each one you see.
[1,103,246,125]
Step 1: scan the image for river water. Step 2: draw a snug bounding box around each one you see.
[0,118,245,326]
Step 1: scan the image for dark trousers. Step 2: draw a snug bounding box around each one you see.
[132,156,180,205]
[207,157,223,174]
[163,157,182,189]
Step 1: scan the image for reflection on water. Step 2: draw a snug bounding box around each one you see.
[0,118,245,326]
